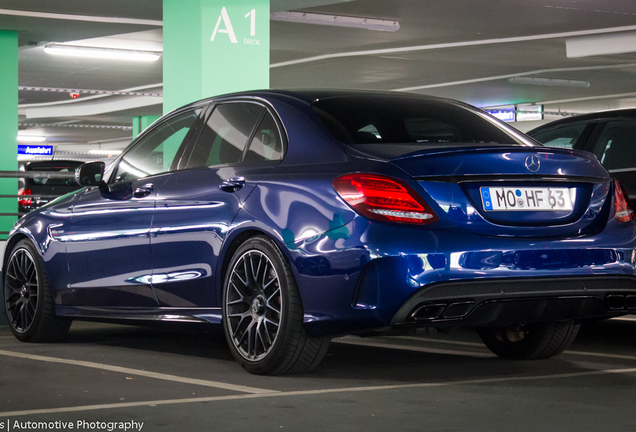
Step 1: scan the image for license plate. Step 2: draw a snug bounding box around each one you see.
[480,187,575,211]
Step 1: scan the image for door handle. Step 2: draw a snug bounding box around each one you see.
[220,177,246,193]
[133,183,154,198]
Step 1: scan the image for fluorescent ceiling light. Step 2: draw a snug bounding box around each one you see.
[567,31,636,58]
[270,11,399,32]
[508,77,590,88]
[88,149,122,155]
[43,44,161,62]
[17,134,46,142]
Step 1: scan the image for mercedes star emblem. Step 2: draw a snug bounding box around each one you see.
[525,154,540,172]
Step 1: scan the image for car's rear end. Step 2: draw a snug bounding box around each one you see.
[18,160,83,216]
[303,92,636,358]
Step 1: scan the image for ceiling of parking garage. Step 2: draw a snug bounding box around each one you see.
[5,0,636,151]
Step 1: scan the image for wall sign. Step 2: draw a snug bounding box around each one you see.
[485,109,516,122]
[18,145,53,156]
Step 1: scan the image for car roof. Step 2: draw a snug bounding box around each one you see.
[529,107,636,134]
[178,89,456,111]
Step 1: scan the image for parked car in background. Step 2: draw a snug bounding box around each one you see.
[5,90,636,375]
[528,109,636,207]
[18,160,84,216]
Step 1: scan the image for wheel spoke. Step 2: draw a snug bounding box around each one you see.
[6,295,20,310]
[255,255,263,284]
[19,252,29,280]
[227,298,246,306]
[24,260,36,283]
[263,275,276,290]
[14,255,25,280]
[235,322,249,346]
[243,256,252,287]
[230,280,249,300]
[267,303,280,314]
[20,303,27,329]
[258,320,272,350]
[264,317,279,327]
[228,310,249,319]
[5,284,21,296]
[255,321,266,355]
[266,288,280,303]
[247,321,256,358]
[25,301,35,322]
[233,270,248,288]
[250,253,258,283]
[259,262,268,288]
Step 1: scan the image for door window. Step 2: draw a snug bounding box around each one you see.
[530,123,589,149]
[593,120,636,171]
[113,109,201,183]
[186,103,265,169]
[244,112,284,163]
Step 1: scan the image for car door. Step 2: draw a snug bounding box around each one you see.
[150,101,284,307]
[65,108,203,307]
[588,119,636,207]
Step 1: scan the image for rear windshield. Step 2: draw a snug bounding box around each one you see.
[312,96,535,150]
[26,165,79,187]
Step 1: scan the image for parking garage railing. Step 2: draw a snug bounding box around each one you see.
[0,170,76,238]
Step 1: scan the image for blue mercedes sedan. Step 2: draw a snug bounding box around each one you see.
[4,90,636,375]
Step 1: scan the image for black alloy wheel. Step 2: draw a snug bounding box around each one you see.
[223,236,330,375]
[5,246,39,334]
[4,239,71,342]
[226,249,282,361]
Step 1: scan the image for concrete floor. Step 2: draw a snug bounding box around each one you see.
[0,318,635,432]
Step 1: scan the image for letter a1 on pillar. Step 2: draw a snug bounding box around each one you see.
[210,7,238,43]
[163,0,270,113]
[203,1,269,97]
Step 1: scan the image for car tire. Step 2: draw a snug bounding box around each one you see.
[222,235,330,375]
[4,239,71,342]
[477,320,580,360]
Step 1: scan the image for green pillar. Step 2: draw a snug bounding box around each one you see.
[0,31,18,237]
[163,0,270,114]
[132,115,161,139]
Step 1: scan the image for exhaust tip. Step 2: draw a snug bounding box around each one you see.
[607,294,626,310]
[410,303,446,321]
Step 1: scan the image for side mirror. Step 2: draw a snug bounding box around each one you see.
[75,161,106,187]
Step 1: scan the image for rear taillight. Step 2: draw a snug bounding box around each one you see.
[333,173,439,225]
[614,179,634,223]
[17,188,32,207]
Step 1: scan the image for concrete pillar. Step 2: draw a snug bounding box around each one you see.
[0,31,18,238]
[163,0,270,114]
[132,115,161,139]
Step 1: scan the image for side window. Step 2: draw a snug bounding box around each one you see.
[186,103,265,168]
[244,112,284,163]
[114,109,201,183]
[593,121,636,171]
[530,123,588,149]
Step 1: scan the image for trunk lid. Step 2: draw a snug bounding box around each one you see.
[381,146,612,237]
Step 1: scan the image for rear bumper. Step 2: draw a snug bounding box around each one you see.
[290,217,636,337]
[391,276,636,328]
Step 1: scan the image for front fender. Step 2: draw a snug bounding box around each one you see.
[5,206,73,304]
